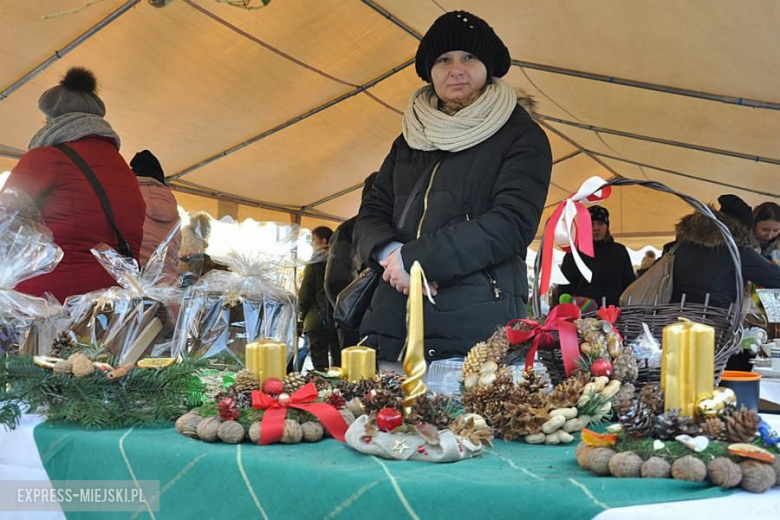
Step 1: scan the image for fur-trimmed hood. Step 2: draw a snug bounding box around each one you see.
[675,207,756,249]
[515,87,538,118]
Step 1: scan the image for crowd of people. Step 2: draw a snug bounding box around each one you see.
[4,11,780,374]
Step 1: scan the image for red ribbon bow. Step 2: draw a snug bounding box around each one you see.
[251,382,348,445]
[595,305,623,343]
[506,303,582,377]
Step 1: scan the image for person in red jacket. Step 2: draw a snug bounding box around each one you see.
[5,67,145,303]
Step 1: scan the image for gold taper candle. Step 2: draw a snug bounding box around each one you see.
[249,339,287,383]
[341,346,377,382]
[661,319,715,418]
[402,261,428,417]
[246,343,257,376]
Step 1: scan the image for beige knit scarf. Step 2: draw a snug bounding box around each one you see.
[402,78,517,152]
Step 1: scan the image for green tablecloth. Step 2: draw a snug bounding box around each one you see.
[33,422,734,520]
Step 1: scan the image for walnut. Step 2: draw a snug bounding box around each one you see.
[641,457,671,479]
[739,461,776,493]
[671,455,706,482]
[771,457,780,487]
[586,448,616,476]
[339,409,356,426]
[248,422,262,444]
[53,359,73,375]
[609,452,643,478]
[345,398,365,418]
[70,353,95,378]
[707,458,742,489]
[196,417,221,442]
[301,422,324,442]
[280,420,303,444]
[175,412,203,439]
[218,421,246,444]
[575,442,597,469]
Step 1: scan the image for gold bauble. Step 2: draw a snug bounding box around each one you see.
[696,388,737,419]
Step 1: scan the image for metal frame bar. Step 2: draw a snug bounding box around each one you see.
[540,114,780,166]
[538,120,622,179]
[0,0,141,102]
[587,151,780,198]
[166,58,414,182]
[302,182,363,211]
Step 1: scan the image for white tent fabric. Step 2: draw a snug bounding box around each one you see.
[1,0,778,247]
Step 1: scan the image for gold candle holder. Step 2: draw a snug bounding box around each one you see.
[402,261,428,417]
[247,339,287,384]
[661,319,715,418]
[341,346,377,382]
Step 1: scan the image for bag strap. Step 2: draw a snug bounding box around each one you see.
[396,156,443,232]
[54,143,135,260]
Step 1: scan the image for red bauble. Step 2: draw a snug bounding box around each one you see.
[262,377,285,396]
[376,408,403,432]
[590,358,613,377]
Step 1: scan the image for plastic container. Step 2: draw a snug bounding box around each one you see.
[719,370,761,412]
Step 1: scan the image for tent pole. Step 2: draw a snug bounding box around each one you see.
[166,58,414,182]
[302,183,363,211]
[538,120,622,180]
[361,0,422,39]
[0,0,141,103]
[540,115,780,166]
[587,151,780,199]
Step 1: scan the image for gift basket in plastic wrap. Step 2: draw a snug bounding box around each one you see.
[171,218,297,364]
[64,225,183,365]
[0,189,65,356]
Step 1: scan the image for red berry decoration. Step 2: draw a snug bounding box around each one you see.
[217,397,240,422]
[590,358,613,378]
[376,408,403,432]
[262,377,285,396]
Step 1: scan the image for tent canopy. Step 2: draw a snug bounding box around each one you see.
[1,0,778,248]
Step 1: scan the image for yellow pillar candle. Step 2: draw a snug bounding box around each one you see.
[245,343,257,375]
[402,261,428,418]
[341,346,377,382]
[661,319,715,418]
[248,339,287,383]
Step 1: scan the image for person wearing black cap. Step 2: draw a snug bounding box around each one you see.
[671,194,780,309]
[558,205,636,307]
[130,150,181,280]
[6,67,145,303]
[354,11,552,364]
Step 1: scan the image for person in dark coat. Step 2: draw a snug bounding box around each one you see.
[6,67,145,303]
[354,11,552,363]
[324,172,378,350]
[672,195,780,309]
[298,226,339,371]
[558,206,636,307]
[752,202,780,262]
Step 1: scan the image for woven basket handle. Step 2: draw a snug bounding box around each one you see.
[532,177,744,338]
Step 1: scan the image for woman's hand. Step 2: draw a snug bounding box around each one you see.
[380,249,438,297]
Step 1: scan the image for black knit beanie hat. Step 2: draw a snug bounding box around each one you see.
[131,150,166,185]
[38,67,106,120]
[415,11,511,83]
[718,194,753,230]
[589,205,610,226]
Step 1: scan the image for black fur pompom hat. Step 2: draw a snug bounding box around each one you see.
[415,11,510,83]
[38,67,106,119]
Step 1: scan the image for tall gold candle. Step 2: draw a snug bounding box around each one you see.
[245,343,257,377]
[402,261,428,418]
[661,319,715,418]
[249,339,287,383]
[341,346,376,382]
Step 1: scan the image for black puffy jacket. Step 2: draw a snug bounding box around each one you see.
[354,104,552,361]
[558,236,636,306]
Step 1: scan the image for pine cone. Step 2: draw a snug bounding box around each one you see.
[233,369,260,393]
[378,373,404,393]
[462,342,491,378]
[218,397,240,422]
[639,383,664,415]
[326,391,347,410]
[724,407,759,443]
[655,409,699,440]
[363,388,403,414]
[548,375,585,409]
[283,372,306,394]
[50,331,76,358]
[700,417,727,441]
[236,392,253,410]
[612,347,639,383]
[619,399,656,438]
[612,383,636,415]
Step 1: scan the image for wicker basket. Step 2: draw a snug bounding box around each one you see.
[532,178,744,386]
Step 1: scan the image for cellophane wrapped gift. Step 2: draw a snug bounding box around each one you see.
[0,189,65,356]
[64,226,182,364]
[171,220,297,362]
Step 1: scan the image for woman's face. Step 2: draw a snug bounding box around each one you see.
[430,50,488,105]
[754,219,780,243]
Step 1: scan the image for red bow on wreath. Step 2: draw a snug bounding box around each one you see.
[251,382,348,445]
[595,305,623,343]
[506,303,582,377]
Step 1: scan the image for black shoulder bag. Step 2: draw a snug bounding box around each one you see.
[333,162,436,331]
[54,144,136,261]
